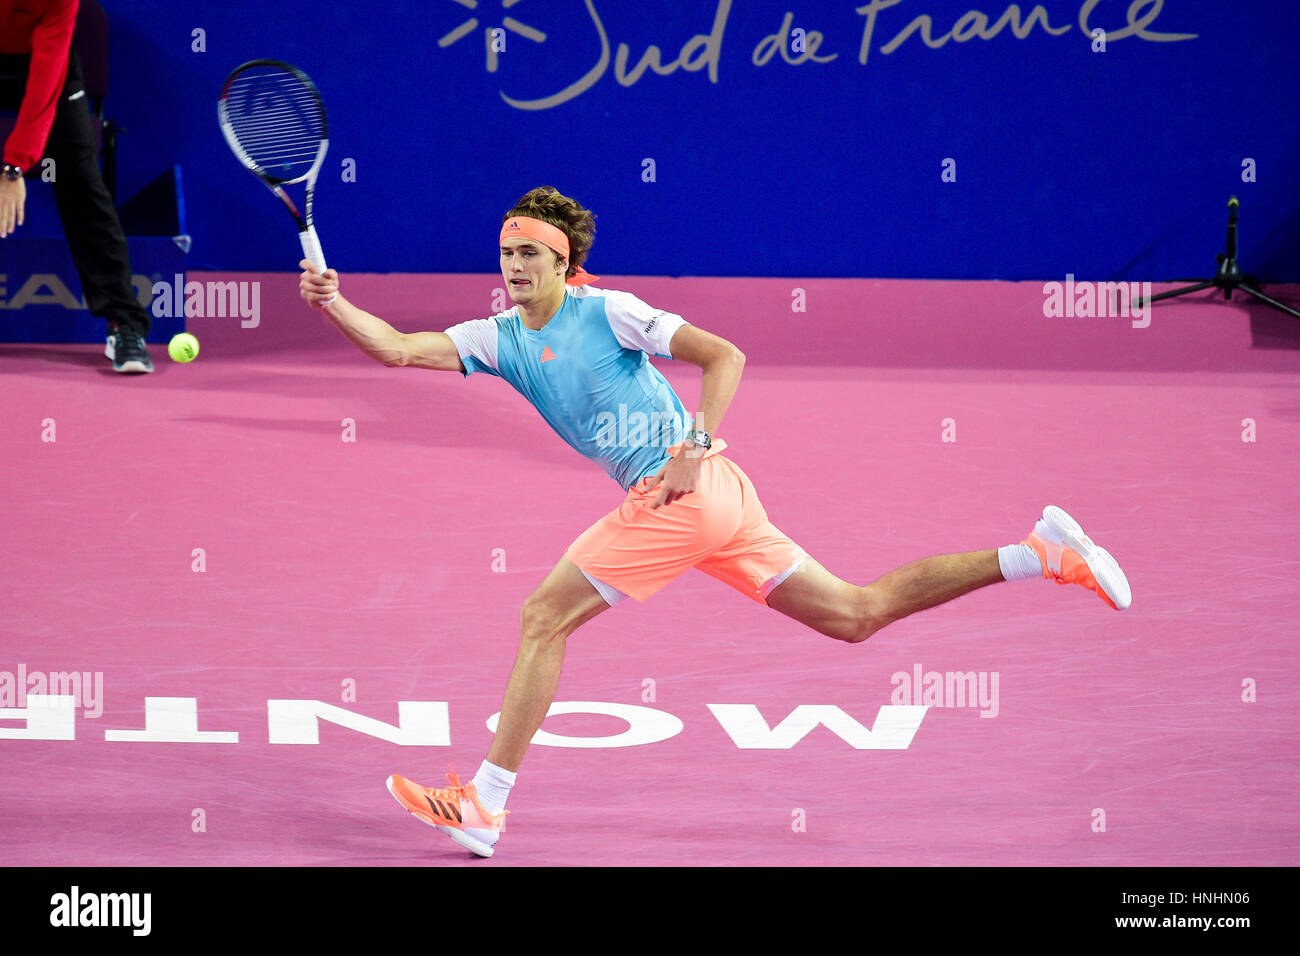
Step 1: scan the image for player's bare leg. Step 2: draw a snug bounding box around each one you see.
[487,557,611,771]
[766,553,1002,643]
[386,556,609,856]
[767,506,1132,641]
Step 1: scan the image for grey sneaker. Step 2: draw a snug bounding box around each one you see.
[105,324,154,374]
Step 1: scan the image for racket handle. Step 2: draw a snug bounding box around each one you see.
[300,225,328,272]
[300,226,336,304]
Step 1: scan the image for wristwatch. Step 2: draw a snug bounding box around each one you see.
[2,163,23,182]
[683,428,711,458]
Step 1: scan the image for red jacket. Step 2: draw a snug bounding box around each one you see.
[1,0,78,171]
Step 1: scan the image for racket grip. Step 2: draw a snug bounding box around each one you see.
[300,225,328,273]
[300,226,336,304]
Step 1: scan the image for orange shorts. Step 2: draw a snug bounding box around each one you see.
[565,442,809,606]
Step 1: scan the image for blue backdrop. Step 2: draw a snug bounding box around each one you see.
[94,0,1299,280]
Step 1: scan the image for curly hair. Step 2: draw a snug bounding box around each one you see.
[502,186,596,280]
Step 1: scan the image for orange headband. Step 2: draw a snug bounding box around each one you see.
[500,216,599,287]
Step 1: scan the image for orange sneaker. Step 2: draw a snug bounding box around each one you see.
[386,768,507,858]
[1023,505,1132,610]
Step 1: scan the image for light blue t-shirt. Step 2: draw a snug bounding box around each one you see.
[443,286,692,490]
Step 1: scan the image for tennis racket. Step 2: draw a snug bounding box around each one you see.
[218,59,334,298]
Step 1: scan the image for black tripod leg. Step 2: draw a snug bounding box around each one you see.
[1237,284,1300,319]
[1135,280,1217,309]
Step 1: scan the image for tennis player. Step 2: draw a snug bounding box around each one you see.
[299,186,1131,858]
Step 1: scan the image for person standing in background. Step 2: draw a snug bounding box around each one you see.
[1,0,154,372]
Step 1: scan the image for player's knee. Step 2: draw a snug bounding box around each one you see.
[846,586,888,644]
[518,593,565,645]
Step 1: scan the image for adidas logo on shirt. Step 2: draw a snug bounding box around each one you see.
[540,346,557,362]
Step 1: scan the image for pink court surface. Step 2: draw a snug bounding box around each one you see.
[2,275,1298,867]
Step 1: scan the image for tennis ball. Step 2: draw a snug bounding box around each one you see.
[168,333,200,363]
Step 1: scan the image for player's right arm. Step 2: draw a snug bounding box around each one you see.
[299,260,464,371]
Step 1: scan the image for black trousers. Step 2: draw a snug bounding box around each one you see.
[0,49,149,336]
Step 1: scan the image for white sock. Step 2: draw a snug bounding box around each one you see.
[998,544,1042,581]
[471,760,516,815]
[998,514,1065,581]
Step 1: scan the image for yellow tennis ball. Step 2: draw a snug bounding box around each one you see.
[168,333,200,363]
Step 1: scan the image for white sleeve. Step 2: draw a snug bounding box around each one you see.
[601,290,688,358]
[442,317,500,375]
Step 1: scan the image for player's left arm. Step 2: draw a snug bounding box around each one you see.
[647,324,745,508]
[666,324,746,442]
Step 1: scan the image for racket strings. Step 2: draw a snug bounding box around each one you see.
[222,71,326,177]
